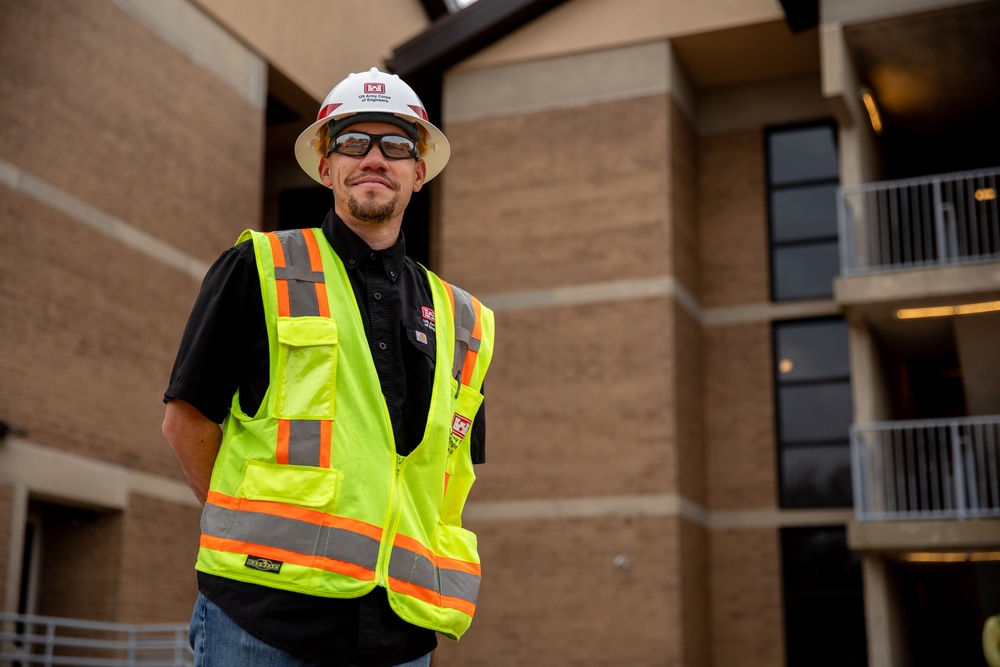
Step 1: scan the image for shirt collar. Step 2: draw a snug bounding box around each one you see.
[321,210,406,282]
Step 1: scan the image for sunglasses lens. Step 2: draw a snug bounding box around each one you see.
[333,133,371,156]
[381,136,417,159]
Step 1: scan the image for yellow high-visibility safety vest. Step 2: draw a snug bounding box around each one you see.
[195,227,494,640]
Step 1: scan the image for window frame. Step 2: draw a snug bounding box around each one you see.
[772,316,854,509]
[765,120,841,302]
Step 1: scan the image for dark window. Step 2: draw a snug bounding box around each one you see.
[774,318,853,508]
[781,527,867,667]
[767,123,840,301]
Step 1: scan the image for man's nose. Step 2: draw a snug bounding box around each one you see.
[358,144,389,170]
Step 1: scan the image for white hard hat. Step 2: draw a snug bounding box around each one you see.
[294,67,451,185]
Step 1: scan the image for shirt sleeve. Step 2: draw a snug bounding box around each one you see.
[163,242,262,424]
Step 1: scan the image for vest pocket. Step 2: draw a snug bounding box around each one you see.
[240,459,342,510]
[229,460,342,567]
[274,316,338,420]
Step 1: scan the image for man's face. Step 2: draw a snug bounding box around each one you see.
[319,121,426,227]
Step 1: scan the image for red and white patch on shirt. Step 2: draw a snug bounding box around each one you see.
[421,306,435,330]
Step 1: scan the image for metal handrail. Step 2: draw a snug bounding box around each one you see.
[851,415,1000,522]
[0,612,192,667]
[838,166,1000,276]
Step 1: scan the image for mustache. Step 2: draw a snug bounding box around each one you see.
[346,173,400,190]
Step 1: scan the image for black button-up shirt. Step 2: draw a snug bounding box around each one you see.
[165,211,485,666]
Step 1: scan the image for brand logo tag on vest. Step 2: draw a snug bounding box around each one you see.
[415,331,428,345]
[245,555,283,573]
[421,306,435,331]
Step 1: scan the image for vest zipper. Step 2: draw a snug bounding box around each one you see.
[378,453,407,587]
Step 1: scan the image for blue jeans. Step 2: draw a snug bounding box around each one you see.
[189,593,432,667]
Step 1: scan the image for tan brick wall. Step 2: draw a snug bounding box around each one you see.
[118,494,201,623]
[439,515,683,667]
[0,482,11,604]
[704,322,778,510]
[709,527,785,667]
[670,100,700,301]
[0,0,264,478]
[674,302,705,504]
[698,130,769,308]
[0,188,199,478]
[437,94,672,294]
[474,296,675,501]
[0,1,262,264]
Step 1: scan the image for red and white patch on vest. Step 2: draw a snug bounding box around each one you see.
[365,82,386,94]
[421,306,435,322]
[451,413,472,440]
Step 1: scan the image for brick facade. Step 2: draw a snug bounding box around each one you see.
[118,494,202,623]
[698,130,769,308]
[439,515,685,666]
[0,0,262,624]
[438,94,672,293]
[710,527,785,667]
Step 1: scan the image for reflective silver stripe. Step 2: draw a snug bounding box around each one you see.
[275,266,324,283]
[388,545,481,606]
[287,420,322,466]
[274,230,324,317]
[441,567,480,606]
[202,504,380,571]
[449,285,480,382]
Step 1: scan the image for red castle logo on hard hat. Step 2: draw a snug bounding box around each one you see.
[365,83,386,94]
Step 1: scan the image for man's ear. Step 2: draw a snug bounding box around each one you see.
[319,156,333,188]
[412,159,427,193]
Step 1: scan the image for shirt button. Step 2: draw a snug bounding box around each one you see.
[389,271,396,278]
[374,292,382,301]
[349,259,356,265]
[378,342,387,350]
[370,253,376,260]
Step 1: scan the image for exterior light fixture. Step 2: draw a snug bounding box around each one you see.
[904,551,1000,563]
[896,300,1000,320]
[861,88,883,135]
[975,187,997,202]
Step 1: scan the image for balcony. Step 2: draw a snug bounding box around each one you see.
[851,415,1000,522]
[839,167,1000,277]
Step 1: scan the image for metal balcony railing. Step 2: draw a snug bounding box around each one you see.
[838,167,1000,276]
[851,415,1000,522]
[0,612,192,667]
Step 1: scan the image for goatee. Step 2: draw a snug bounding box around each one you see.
[347,195,397,224]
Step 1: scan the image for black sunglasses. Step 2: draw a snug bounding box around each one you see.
[328,132,418,160]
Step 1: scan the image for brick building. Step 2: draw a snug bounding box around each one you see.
[2,1,999,666]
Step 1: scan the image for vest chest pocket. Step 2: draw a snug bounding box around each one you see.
[275,316,338,420]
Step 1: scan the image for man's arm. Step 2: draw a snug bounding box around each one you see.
[162,398,222,506]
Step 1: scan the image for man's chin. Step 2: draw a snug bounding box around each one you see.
[348,196,397,224]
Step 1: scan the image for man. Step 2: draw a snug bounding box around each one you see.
[162,68,494,667]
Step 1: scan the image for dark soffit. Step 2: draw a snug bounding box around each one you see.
[387,0,571,79]
[417,0,450,22]
[778,0,819,33]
